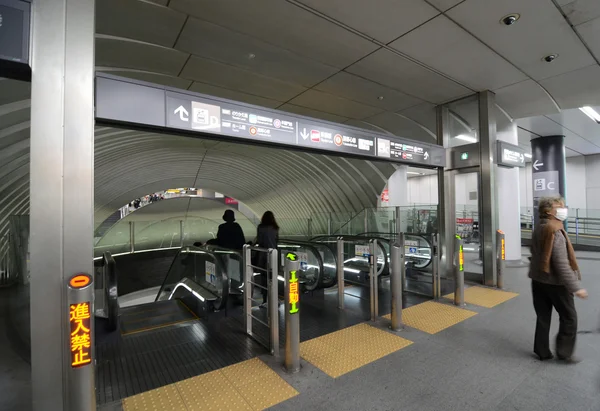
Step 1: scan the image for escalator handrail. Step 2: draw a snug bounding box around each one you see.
[310,235,390,277]
[103,251,119,332]
[155,246,229,310]
[277,239,327,290]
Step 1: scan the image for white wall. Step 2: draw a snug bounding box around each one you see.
[455,173,478,206]
[407,175,438,205]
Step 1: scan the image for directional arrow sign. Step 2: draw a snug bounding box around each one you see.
[174,105,189,122]
[533,160,544,171]
[286,252,297,261]
[424,151,429,160]
[300,128,309,140]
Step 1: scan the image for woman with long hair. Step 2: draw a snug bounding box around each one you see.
[256,211,279,307]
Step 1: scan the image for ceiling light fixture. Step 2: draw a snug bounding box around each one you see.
[248,53,256,59]
[524,153,532,159]
[579,106,600,123]
[500,13,520,26]
[407,171,423,175]
[455,134,477,143]
[378,96,384,100]
[543,54,557,63]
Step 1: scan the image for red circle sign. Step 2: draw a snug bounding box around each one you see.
[249,126,257,136]
[334,134,343,146]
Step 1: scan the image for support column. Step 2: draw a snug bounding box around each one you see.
[478,91,498,286]
[387,166,409,232]
[496,117,522,262]
[531,136,567,228]
[29,0,95,409]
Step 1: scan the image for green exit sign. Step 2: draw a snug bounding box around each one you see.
[460,152,469,160]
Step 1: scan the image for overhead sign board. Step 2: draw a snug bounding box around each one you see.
[497,140,525,168]
[96,74,446,168]
[0,0,31,81]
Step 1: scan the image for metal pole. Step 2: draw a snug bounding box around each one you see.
[268,249,280,358]
[129,221,135,253]
[575,218,579,244]
[307,218,312,238]
[496,230,505,289]
[364,210,369,233]
[390,237,404,331]
[432,233,440,299]
[328,214,332,236]
[395,206,401,240]
[370,240,379,321]
[243,245,252,337]
[454,236,465,306]
[337,237,344,310]
[179,220,184,246]
[284,252,300,373]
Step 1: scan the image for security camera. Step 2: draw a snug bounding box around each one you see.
[543,54,557,63]
[501,14,519,25]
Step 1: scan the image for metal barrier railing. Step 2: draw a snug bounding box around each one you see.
[243,245,279,357]
[283,252,300,373]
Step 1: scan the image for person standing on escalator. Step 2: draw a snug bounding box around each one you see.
[216,210,246,250]
[256,211,279,307]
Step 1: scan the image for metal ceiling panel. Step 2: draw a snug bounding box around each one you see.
[545,109,600,146]
[277,104,349,123]
[188,82,281,109]
[494,79,560,118]
[175,17,337,87]
[447,0,595,80]
[426,0,464,12]
[96,0,187,48]
[169,0,379,68]
[366,111,437,143]
[539,64,600,109]
[390,15,528,91]
[314,71,423,112]
[397,103,437,135]
[576,18,600,61]
[517,116,600,155]
[180,55,306,102]
[288,89,384,120]
[346,48,472,103]
[296,0,440,43]
[559,0,600,26]
[96,68,193,90]
[95,36,189,76]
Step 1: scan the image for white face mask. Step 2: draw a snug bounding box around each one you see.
[554,208,568,222]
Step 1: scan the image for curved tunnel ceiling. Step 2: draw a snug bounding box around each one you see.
[0,77,398,243]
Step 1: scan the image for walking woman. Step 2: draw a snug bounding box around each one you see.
[529,196,588,363]
[256,211,279,307]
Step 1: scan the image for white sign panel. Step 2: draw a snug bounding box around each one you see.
[355,245,370,257]
[205,261,216,285]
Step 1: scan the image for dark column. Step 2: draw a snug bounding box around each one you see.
[531,136,567,228]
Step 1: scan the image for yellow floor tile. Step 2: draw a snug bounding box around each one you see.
[385,301,477,334]
[300,323,413,378]
[175,370,251,411]
[122,383,185,411]
[221,358,299,410]
[444,286,519,308]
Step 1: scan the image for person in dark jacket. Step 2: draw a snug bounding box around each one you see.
[216,210,246,250]
[529,196,588,363]
[256,211,279,307]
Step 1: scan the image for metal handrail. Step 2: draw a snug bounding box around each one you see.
[103,252,119,332]
[278,239,329,290]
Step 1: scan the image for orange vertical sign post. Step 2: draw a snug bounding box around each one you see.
[70,301,92,368]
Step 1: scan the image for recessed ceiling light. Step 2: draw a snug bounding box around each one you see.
[248,53,256,59]
[542,54,558,63]
[500,13,520,26]
[524,153,532,159]
[407,171,424,175]
[579,106,600,123]
[455,134,477,143]
[378,96,384,100]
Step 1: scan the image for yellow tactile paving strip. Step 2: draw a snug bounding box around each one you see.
[299,323,413,378]
[444,286,519,308]
[384,301,477,334]
[122,358,298,411]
